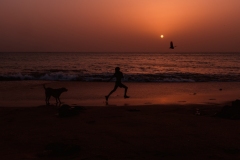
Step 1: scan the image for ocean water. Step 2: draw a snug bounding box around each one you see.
[0,52,240,82]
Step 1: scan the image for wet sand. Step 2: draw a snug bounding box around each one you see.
[0,81,240,159]
[1,81,240,107]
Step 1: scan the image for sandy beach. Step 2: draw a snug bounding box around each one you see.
[1,81,240,159]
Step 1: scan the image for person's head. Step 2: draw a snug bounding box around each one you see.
[115,67,120,72]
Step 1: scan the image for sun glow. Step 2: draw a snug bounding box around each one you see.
[160,35,164,38]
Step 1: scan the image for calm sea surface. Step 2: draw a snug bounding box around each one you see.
[0,52,240,82]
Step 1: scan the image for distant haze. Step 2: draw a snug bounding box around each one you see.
[0,0,240,52]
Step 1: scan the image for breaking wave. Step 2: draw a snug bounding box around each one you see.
[0,72,239,82]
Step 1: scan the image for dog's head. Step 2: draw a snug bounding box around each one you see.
[60,87,68,92]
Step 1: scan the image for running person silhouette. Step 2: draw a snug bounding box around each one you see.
[105,67,129,102]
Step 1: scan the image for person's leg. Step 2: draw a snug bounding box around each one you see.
[119,83,129,98]
[106,85,118,101]
[124,86,129,98]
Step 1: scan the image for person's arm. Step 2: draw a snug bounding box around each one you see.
[107,74,115,82]
[121,72,124,78]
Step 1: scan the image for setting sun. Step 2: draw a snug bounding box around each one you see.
[160,35,164,38]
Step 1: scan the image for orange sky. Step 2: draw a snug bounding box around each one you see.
[0,0,240,52]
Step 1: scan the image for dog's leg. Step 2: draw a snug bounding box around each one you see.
[45,96,47,105]
[47,96,50,105]
[45,95,49,105]
[55,97,59,105]
[58,97,62,104]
